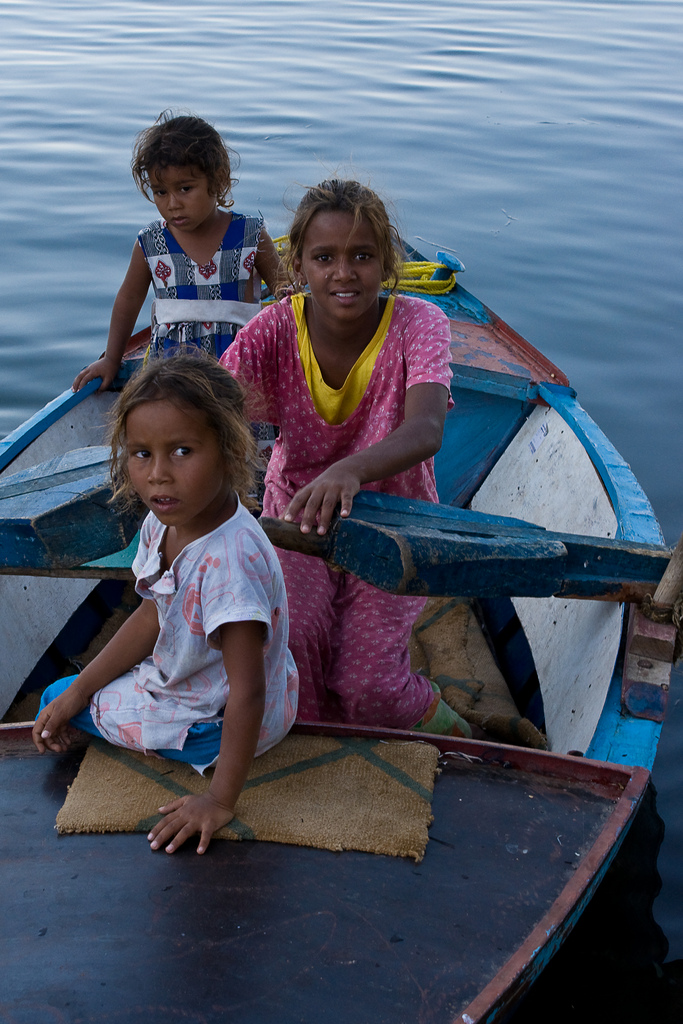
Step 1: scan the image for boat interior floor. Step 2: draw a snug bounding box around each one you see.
[1,727,613,1024]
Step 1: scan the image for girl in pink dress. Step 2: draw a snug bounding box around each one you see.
[34,355,298,854]
[222,179,470,737]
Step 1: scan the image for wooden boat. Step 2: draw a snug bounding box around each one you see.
[0,257,675,1022]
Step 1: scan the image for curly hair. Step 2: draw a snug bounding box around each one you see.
[282,179,404,293]
[110,353,256,509]
[131,110,237,208]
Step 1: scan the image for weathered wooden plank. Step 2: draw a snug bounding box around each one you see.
[0,564,134,579]
[0,445,109,500]
[0,532,139,579]
[260,490,671,601]
[0,476,138,570]
[0,466,670,595]
[0,443,138,570]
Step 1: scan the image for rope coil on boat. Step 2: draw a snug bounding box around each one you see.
[640,531,683,663]
[640,591,683,664]
[271,237,457,295]
[391,261,457,294]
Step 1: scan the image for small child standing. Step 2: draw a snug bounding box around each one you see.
[35,355,298,854]
[73,111,281,391]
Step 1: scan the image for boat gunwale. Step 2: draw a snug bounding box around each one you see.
[1,718,647,790]
[441,281,571,390]
[0,378,102,474]
[456,757,649,1023]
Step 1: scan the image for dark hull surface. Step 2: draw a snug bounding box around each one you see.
[1,724,647,1024]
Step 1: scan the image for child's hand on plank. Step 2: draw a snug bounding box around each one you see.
[283,464,362,535]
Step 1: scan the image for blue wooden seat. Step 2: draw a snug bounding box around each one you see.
[0,446,138,571]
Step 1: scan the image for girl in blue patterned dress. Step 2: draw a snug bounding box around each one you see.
[73,111,281,392]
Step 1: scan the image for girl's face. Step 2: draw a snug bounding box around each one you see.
[125,399,235,544]
[293,210,384,330]
[148,165,219,235]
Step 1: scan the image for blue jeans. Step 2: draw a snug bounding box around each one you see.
[38,675,223,764]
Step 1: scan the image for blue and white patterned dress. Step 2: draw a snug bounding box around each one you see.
[138,212,264,360]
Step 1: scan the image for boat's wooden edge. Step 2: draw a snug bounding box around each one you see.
[0,565,135,579]
[292,721,642,796]
[439,282,570,390]
[2,718,644,790]
[0,380,102,473]
[456,762,649,1024]
[0,721,39,757]
[0,721,90,758]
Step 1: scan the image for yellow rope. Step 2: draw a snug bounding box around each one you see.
[272,237,457,295]
[394,261,456,294]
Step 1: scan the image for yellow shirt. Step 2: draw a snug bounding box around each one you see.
[293,293,395,425]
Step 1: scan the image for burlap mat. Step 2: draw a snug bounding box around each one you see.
[56,732,439,862]
[410,597,546,749]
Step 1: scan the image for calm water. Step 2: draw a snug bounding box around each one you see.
[1,0,682,979]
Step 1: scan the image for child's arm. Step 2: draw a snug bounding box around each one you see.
[284,381,449,535]
[254,228,283,297]
[32,598,160,753]
[147,619,266,855]
[73,242,152,392]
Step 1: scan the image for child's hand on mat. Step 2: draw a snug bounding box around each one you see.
[283,465,362,535]
[147,792,235,855]
[32,685,89,754]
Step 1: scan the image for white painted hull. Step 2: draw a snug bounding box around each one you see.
[471,404,622,755]
[0,390,116,718]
